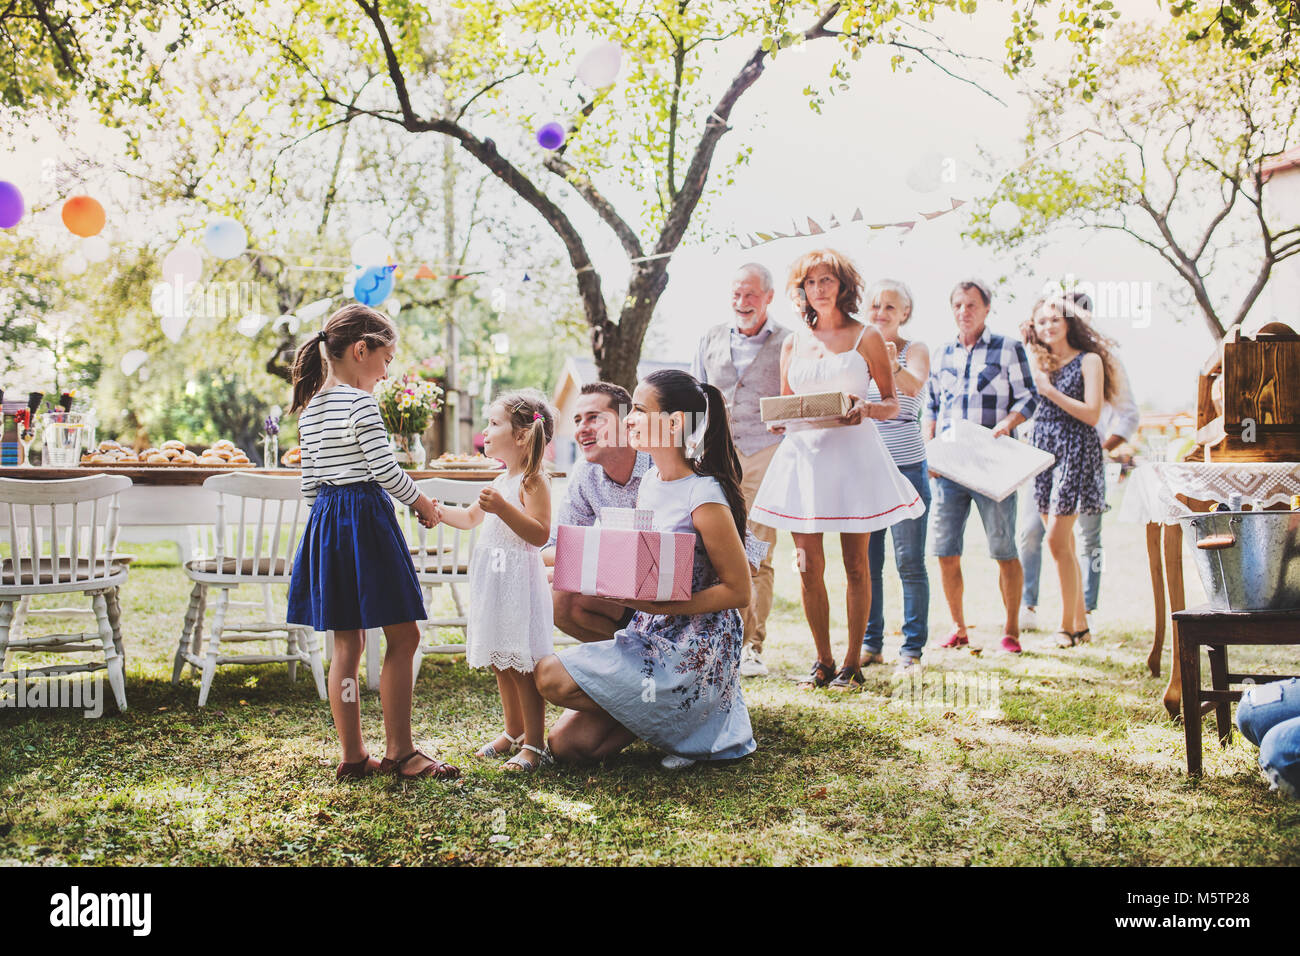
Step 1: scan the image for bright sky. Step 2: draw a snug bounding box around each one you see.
[619,1,1237,412]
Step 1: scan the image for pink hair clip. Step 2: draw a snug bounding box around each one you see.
[532,411,543,421]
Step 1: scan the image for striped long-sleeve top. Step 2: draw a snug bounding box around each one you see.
[297,384,420,508]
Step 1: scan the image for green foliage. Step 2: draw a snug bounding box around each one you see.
[1171,0,1299,86]
[965,11,1300,340]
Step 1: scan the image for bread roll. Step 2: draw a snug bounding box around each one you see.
[161,439,186,452]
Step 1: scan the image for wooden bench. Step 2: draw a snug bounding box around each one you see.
[1173,605,1300,775]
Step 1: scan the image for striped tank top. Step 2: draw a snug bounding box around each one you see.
[866,340,926,466]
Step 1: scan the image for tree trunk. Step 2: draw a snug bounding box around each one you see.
[593,264,671,391]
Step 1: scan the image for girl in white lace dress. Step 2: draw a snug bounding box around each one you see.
[436,390,556,771]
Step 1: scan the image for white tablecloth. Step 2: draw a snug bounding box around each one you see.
[1118,462,1300,525]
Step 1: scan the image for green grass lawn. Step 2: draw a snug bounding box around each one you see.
[2,486,1298,866]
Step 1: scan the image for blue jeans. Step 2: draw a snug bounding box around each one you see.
[1018,508,1104,611]
[1236,678,1300,799]
[863,461,931,659]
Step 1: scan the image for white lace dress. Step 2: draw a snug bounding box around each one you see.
[465,471,554,673]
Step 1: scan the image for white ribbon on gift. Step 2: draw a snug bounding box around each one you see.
[579,525,601,595]
[655,531,675,601]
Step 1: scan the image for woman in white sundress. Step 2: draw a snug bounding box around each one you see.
[751,249,925,691]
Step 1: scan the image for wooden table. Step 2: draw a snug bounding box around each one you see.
[1173,605,1300,775]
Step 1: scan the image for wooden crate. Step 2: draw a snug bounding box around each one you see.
[1194,325,1300,462]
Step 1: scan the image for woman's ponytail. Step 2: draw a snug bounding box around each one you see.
[695,383,748,540]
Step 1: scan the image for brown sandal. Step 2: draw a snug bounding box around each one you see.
[381,749,461,780]
[798,660,837,689]
[336,754,381,781]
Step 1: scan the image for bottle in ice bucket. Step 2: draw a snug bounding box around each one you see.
[1292,495,1300,511]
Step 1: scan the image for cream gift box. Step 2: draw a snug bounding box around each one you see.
[759,391,853,425]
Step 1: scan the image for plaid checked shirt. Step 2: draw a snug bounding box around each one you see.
[923,325,1039,434]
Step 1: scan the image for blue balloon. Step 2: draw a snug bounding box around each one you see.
[354,265,395,305]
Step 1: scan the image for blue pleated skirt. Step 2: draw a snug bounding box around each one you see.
[286,482,427,632]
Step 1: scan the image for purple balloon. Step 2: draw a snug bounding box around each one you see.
[536,122,566,151]
[0,181,23,229]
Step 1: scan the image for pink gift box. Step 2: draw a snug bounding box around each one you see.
[553,524,695,602]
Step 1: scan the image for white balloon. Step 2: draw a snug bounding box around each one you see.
[203,217,248,260]
[161,244,204,285]
[350,232,394,269]
[237,313,268,336]
[160,312,188,343]
[905,152,945,194]
[577,41,622,88]
[384,298,401,315]
[297,297,333,321]
[63,253,88,276]
[82,236,110,263]
[989,200,1023,231]
[120,349,148,375]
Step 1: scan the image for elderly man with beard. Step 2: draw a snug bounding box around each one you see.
[543,382,651,643]
[692,263,790,678]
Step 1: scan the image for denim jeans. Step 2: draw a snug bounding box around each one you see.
[863,461,931,660]
[1236,678,1300,799]
[1018,503,1103,612]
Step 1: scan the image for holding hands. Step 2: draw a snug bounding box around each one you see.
[412,496,440,529]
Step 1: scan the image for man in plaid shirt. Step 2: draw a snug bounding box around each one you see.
[922,279,1039,654]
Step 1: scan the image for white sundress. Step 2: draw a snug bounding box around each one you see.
[751,324,927,534]
[465,471,554,673]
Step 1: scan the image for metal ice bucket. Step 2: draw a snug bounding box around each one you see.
[1178,510,1300,611]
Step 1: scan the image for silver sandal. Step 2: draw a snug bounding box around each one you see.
[502,743,554,772]
[476,731,523,760]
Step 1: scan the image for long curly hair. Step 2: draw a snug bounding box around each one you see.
[1020,295,1118,403]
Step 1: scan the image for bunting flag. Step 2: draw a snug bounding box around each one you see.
[414,263,437,279]
[920,197,966,220]
[736,197,966,249]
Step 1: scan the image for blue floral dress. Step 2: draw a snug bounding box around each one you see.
[1031,352,1107,516]
[556,470,756,761]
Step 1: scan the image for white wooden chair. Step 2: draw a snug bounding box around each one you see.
[171,472,326,707]
[0,474,132,712]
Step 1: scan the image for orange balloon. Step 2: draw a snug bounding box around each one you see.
[62,196,106,237]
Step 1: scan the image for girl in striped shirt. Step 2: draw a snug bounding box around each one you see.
[286,303,459,782]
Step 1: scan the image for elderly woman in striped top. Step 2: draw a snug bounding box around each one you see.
[860,280,932,675]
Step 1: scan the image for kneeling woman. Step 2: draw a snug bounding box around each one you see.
[535,369,756,769]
